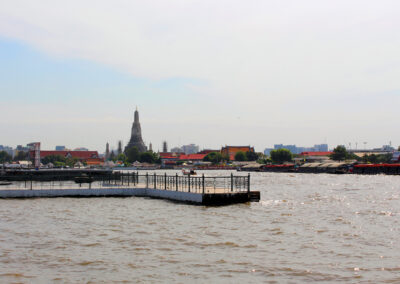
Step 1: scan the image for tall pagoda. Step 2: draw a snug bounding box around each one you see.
[124,108,147,153]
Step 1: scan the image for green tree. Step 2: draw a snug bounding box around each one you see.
[42,154,66,165]
[0,151,12,163]
[114,153,127,163]
[221,153,230,162]
[362,153,392,164]
[257,157,272,164]
[270,148,293,164]
[234,151,247,161]
[203,152,223,164]
[126,146,140,163]
[330,146,348,161]
[398,146,400,151]
[245,151,258,161]
[13,151,29,161]
[66,157,80,167]
[139,152,155,163]
[54,161,66,167]
[378,153,393,163]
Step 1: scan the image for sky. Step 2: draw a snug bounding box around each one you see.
[0,0,399,152]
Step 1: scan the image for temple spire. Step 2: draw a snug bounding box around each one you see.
[134,108,139,123]
[125,108,147,153]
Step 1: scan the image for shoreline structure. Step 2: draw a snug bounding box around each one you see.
[0,171,260,205]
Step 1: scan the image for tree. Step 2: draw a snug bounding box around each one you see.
[126,146,140,163]
[330,146,348,161]
[42,154,66,165]
[13,151,29,161]
[203,152,223,164]
[362,153,392,164]
[114,153,127,163]
[139,152,155,163]
[66,157,80,167]
[270,148,292,164]
[245,151,258,161]
[221,153,230,162]
[0,151,12,163]
[398,146,400,151]
[234,151,247,161]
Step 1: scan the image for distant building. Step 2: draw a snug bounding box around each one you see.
[375,145,395,152]
[265,143,329,155]
[171,147,183,153]
[274,144,298,154]
[179,153,207,162]
[105,142,110,160]
[16,145,29,151]
[221,146,255,161]
[159,152,179,167]
[313,144,328,152]
[182,144,199,154]
[117,141,123,155]
[163,141,168,153]
[55,146,66,151]
[264,148,274,156]
[30,150,100,160]
[74,147,89,151]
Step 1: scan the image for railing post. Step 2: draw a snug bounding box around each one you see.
[231,173,233,192]
[146,172,148,188]
[188,176,190,193]
[154,173,156,189]
[164,173,167,190]
[202,174,205,194]
[176,173,178,191]
[247,173,250,193]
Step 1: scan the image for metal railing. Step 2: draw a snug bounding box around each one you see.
[0,172,251,194]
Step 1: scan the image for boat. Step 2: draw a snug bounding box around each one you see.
[74,174,94,184]
[182,169,197,175]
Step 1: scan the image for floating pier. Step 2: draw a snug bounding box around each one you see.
[0,172,260,205]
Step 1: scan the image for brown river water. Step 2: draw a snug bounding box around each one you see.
[0,170,399,283]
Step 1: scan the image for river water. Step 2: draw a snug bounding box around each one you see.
[0,170,399,283]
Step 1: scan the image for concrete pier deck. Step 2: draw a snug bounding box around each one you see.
[0,187,260,205]
[0,173,260,205]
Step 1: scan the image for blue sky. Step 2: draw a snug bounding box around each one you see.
[1,1,399,152]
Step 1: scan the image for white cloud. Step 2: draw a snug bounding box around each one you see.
[1,0,400,150]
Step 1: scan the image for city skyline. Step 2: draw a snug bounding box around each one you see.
[1,1,399,151]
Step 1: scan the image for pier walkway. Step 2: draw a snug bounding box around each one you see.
[0,172,260,205]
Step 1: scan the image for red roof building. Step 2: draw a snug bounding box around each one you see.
[30,150,100,161]
[221,146,255,161]
[179,154,207,161]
